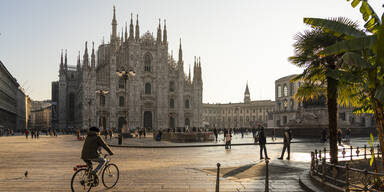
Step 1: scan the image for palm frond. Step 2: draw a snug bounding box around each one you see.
[304,17,364,39]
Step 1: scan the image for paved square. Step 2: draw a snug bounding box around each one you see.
[0,134,368,191]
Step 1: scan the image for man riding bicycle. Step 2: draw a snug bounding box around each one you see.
[81,127,114,176]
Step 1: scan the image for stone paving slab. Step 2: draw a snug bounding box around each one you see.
[0,135,372,191]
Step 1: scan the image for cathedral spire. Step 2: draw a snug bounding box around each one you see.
[60,49,63,69]
[129,13,134,40]
[111,6,117,42]
[83,41,89,68]
[77,51,81,68]
[64,49,68,69]
[157,19,162,42]
[91,42,95,68]
[178,38,182,62]
[135,14,140,41]
[163,19,167,43]
[125,22,128,41]
[121,27,124,44]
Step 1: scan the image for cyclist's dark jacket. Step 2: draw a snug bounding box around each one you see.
[81,131,113,160]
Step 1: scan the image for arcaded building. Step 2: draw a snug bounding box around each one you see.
[203,83,274,129]
[271,74,374,129]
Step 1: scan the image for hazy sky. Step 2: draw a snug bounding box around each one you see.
[1,0,383,103]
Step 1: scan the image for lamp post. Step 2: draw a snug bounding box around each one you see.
[95,89,109,132]
[87,98,93,127]
[116,68,135,145]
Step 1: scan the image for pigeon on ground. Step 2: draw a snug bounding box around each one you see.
[24,170,28,177]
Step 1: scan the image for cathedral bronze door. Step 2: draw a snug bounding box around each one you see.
[99,117,107,131]
[143,111,152,129]
[118,117,126,132]
[170,117,175,129]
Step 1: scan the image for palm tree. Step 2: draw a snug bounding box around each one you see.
[303,0,384,166]
[289,28,343,164]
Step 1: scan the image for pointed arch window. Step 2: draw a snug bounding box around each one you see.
[119,79,125,89]
[144,53,151,72]
[119,96,125,107]
[169,81,175,92]
[145,83,151,95]
[170,98,175,108]
[185,99,190,109]
[100,95,105,106]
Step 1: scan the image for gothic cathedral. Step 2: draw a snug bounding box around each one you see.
[52,7,203,132]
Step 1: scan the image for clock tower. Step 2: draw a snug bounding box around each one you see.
[244,81,251,103]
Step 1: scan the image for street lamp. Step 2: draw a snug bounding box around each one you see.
[88,98,93,127]
[95,89,109,132]
[116,68,136,145]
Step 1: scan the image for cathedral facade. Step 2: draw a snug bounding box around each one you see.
[52,7,203,132]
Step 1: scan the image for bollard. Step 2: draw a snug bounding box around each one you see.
[324,147,327,160]
[364,145,367,159]
[350,146,353,161]
[322,158,326,183]
[345,163,350,192]
[311,152,314,173]
[118,133,122,145]
[216,163,220,192]
[265,159,269,192]
[377,144,380,159]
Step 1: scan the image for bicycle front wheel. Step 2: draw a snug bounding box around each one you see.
[102,163,119,188]
[71,169,92,192]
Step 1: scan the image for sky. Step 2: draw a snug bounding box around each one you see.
[0,0,383,103]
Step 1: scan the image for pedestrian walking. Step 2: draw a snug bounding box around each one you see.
[213,128,218,142]
[345,127,351,141]
[25,129,29,139]
[337,129,342,145]
[143,127,146,138]
[278,127,292,160]
[104,129,108,140]
[258,126,269,159]
[320,128,327,143]
[225,131,231,149]
[109,129,113,140]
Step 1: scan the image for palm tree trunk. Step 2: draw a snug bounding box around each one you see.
[373,99,384,167]
[327,76,338,164]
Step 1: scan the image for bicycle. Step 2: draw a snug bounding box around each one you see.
[71,154,119,192]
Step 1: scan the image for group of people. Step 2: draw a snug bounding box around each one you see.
[222,126,293,160]
[25,128,58,139]
[134,127,146,139]
[0,128,14,136]
[321,127,352,145]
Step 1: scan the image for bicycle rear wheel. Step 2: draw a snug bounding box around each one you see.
[102,163,119,188]
[71,169,92,192]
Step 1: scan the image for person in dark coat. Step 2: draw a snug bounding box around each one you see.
[337,129,342,145]
[258,126,269,159]
[81,127,114,174]
[213,128,218,142]
[278,127,292,160]
[321,128,327,143]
